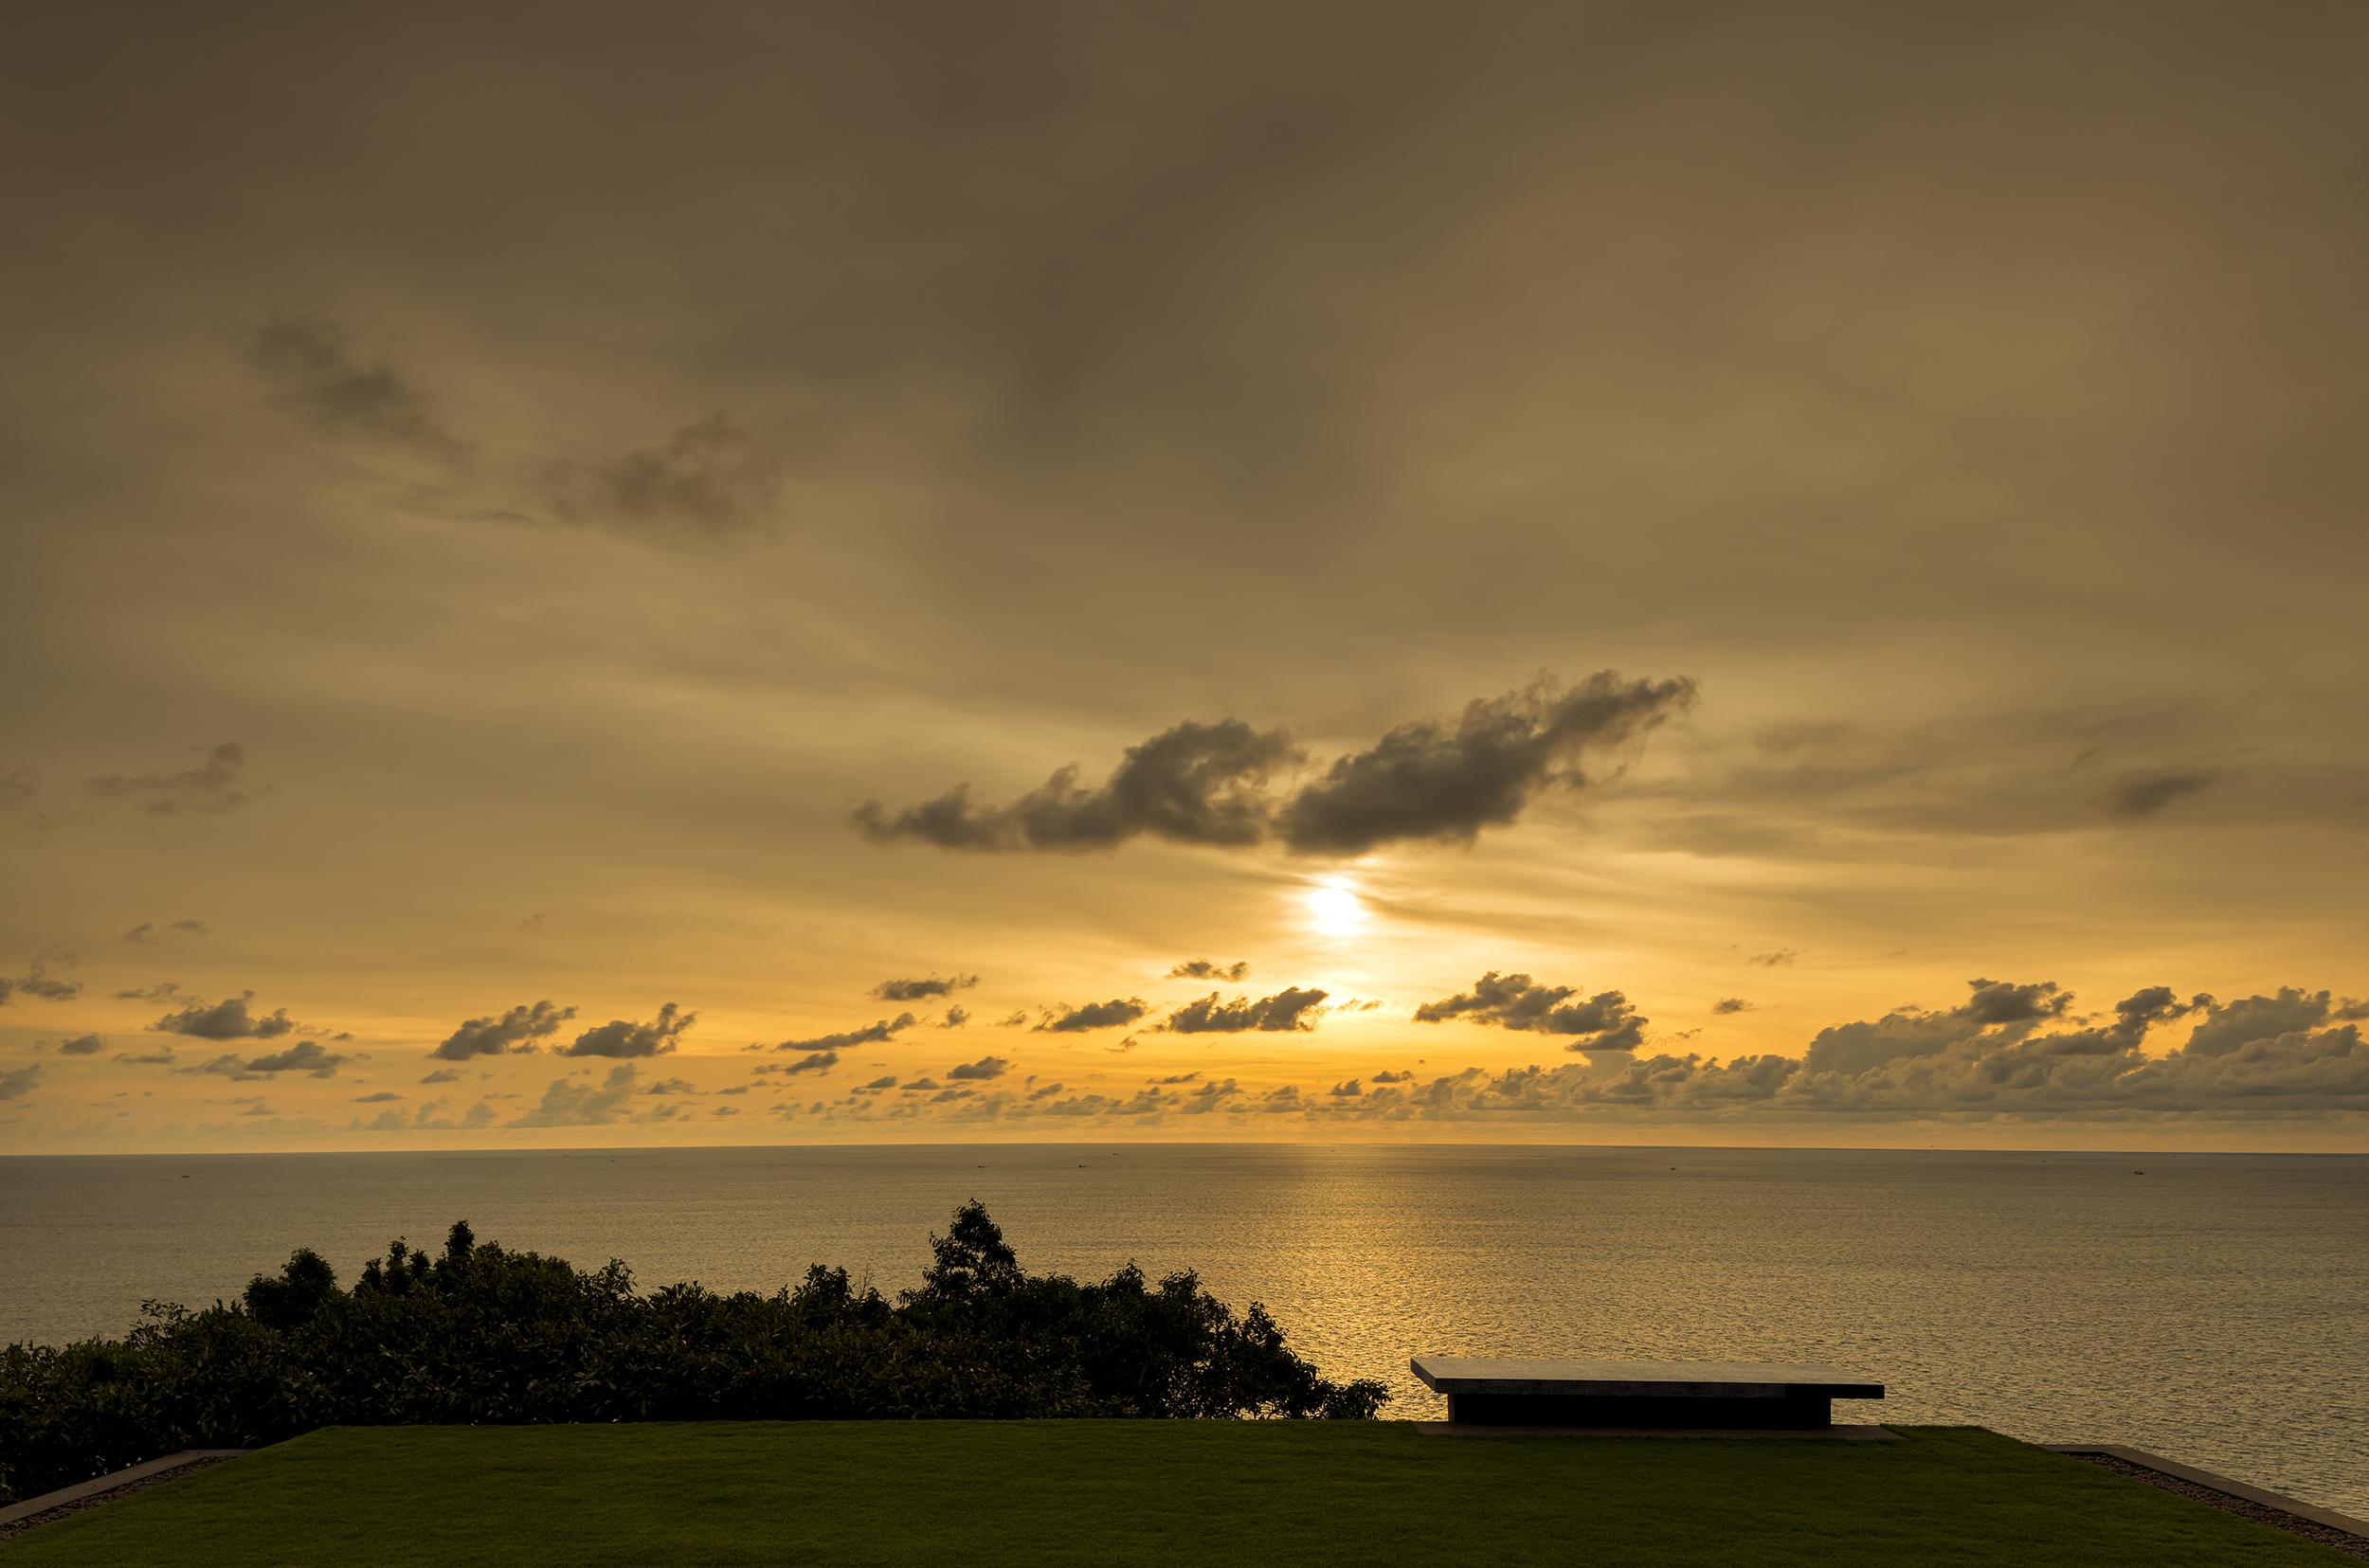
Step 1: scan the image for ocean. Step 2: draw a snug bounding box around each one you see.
[4,1144,2363,1517]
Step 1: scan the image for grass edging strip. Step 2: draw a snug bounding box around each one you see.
[0,1452,250,1541]
[2049,1444,2369,1560]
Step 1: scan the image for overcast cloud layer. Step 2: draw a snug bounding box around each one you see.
[2,2,2365,1150]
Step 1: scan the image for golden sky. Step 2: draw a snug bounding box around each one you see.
[4,2,2366,1152]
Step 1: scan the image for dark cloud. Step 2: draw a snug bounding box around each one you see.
[1276,672,1697,855]
[941,1005,970,1029]
[1962,978,2072,1026]
[855,719,1298,853]
[351,1090,403,1103]
[1747,948,1802,967]
[994,1010,1030,1028]
[1370,1070,1414,1084]
[512,1064,638,1126]
[564,1002,696,1058]
[856,1074,898,1092]
[126,919,209,946]
[113,1046,175,1065]
[1163,987,1329,1035]
[149,991,298,1040]
[195,1038,350,1079]
[1413,971,1646,1053]
[433,1000,577,1060]
[116,981,184,1002]
[420,1068,463,1084]
[1711,998,1755,1015]
[1148,1072,1201,1084]
[899,1077,943,1092]
[872,974,980,1001]
[854,673,1692,857]
[83,743,259,815]
[2110,772,2214,819]
[245,315,466,459]
[773,1012,916,1053]
[0,1065,43,1101]
[947,1054,1011,1080]
[58,1033,103,1055]
[1033,998,1148,1033]
[1168,960,1250,981]
[639,1076,698,1096]
[551,413,783,536]
[774,1049,840,1075]
[2,960,81,1003]
[1329,1079,1363,1097]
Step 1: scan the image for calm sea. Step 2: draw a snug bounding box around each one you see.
[3,1144,2363,1516]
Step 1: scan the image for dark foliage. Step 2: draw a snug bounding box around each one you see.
[0,1203,1386,1503]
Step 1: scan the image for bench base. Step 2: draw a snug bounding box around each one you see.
[1444,1392,1835,1429]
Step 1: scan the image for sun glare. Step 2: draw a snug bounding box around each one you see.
[1303,875,1368,935]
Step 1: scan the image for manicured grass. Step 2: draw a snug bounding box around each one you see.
[9,1423,2351,1566]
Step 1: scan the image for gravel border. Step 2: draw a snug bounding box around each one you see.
[2067,1452,2369,1561]
[0,1455,242,1542]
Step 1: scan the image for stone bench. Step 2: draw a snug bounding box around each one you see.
[1410,1357,1885,1430]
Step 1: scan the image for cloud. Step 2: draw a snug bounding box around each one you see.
[552,413,783,536]
[113,1046,175,1065]
[773,1012,916,1053]
[1711,998,1755,1015]
[124,920,207,946]
[1371,1069,1414,1084]
[1329,1079,1364,1097]
[564,1002,696,1058]
[899,1077,943,1092]
[639,1076,699,1096]
[856,1074,898,1092]
[1169,960,1250,981]
[1034,998,1148,1033]
[58,1033,104,1055]
[1303,979,2369,1126]
[420,1068,463,1084]
[433,1000,578,1060]
[1747,948,1802,967]
[947,1054,1011,1080]
[512,1065,640,1126]
[1163,986,1329,1034]
[117,981,184,1002]
[1,960,81,1004]
[872,974,980,1001]
[0,1065,42,1102]
[149,990,299,1040]
[194,1038,351,1080]
[941,1005,970,1029]
[1414,972,1646,1053]
[2109,771,2215,819]
[994,1010,1030,1028]
[775,1049,840,1075]
[1275,672,1697,855]
[854,719,1297,853]
[855,672,1691,858]
[351,1090,404,1103]
[245,315,466,459]
[83,743,260,815]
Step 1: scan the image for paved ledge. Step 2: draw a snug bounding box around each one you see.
[2047,1443,2369,1541]
[0,1451,250,1528]
[1417,1421,1899,1441]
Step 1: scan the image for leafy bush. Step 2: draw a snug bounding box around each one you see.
[0,1202,1387,1503]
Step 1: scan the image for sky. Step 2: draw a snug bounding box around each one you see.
[3,2,2365,1153]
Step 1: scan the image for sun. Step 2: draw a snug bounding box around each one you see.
[1303,875,1368,935]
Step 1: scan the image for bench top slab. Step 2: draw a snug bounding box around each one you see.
[1410,1357,1884,1400]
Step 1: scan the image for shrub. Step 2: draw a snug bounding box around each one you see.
[0,1202,1387,1503]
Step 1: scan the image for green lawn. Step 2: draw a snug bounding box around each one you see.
[8,1423,2350,1566]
